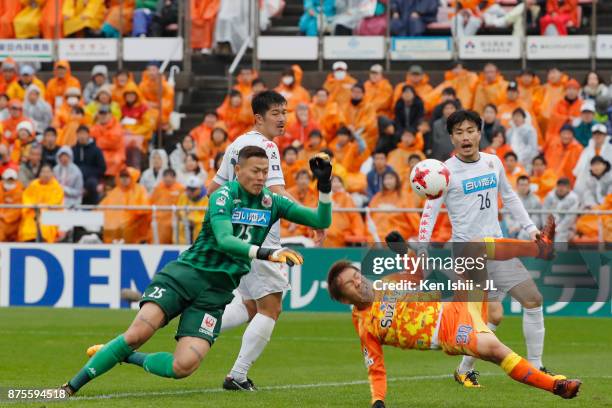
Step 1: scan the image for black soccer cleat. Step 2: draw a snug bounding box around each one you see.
[222,376,257,391]
[553,378,582,399]
[540,366,567,380]
[59,383,75,397]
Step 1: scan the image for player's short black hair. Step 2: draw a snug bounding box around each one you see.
[238,145,268,164]
[251,90,287,117]
[327,260,359,301]
[163,168,176,177]
[557,177,571,186]
[512,108,526,118]
[76,125,89,134]
[283,146,298,156]
[43,126,57,136]
[446,110,482,134]
[533,155,546,166]
[504,151,518,161]
[517,175,530,184]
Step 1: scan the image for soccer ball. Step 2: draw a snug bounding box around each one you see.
[409,159,450,199]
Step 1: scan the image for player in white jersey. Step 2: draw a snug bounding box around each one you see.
[417,110,560,387]
[207,91,302,391]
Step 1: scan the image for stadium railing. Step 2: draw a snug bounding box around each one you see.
[0,204,608,244]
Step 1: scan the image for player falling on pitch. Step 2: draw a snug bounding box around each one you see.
[410,110,558,387]
[59,147,333,396]
[326,259,582,408]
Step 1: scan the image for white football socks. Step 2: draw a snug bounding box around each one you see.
[457,322,497,374]
[523,306,545,368]
[229,313,275,382]
[220,299,250,333]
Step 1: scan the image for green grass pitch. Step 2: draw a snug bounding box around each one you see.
[0,308,611,407]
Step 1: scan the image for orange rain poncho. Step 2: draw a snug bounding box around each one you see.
[274,65,311,114]
[138,68,175,125]
[191,0,220,50]
[19,175,64,242]
[367,189,420,241]
[324,188,367,247]
[100,167,151,243]
[0,180,22,241]
[90,116,126,177]
[392,73,434,110]
[323,72,357,112]
[46,60,81,109]
[150,180,185,244]
[472,71,509,114]
[364,76,393,117]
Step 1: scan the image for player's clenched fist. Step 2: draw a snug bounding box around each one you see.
[309,152,332,193]
[256,247,304,266]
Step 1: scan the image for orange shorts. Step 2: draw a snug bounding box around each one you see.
[437,301,492,357]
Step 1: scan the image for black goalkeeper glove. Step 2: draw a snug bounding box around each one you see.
[256,247,304,267]
[309,152,332,193]
[372,400,386,408]
[385,231,408,255]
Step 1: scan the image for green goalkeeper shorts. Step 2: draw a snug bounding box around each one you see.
[140,261,236,345]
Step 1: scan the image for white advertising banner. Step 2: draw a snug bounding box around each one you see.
[323,36,385,60]
[390,37,452,61]
[526,35,590,60]
[458,36,521,60]
[258,36,318,60]
[596,35,612,59]
[58,39,118,61]
[123,37,183,61]
[0,40,53,61]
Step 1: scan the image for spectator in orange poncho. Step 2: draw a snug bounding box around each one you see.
[0,59,18,96]
[111,70,136,104]
[19,163,64,242]
[0,168,22,241]
[323,61,357,111]
[298,129,327,162]
[309,88,344,142]
[274,65,310,114]
[329,126,369,193]
[7,64,45,101]
[102,0,135,36]
[46,60,81,109]
[233,68,257,99]
[90,107,125,177]
[387,128,425,177]
[483,128,513,163]
[0,1,21,38]
[120,82,157,145]
[503,151,528,189]
[427,62,478,111]
[191,0,219,52]
[281,169,317,238]
[472,63,508,114]
[189,111,217,148]
[544,124,583,184]
[281,103,318,152]
[52,87,88,131]
[56,106,87,147]
[2,99,31,147]
[324,175,367,247]
[534,67,567,133]
[544,78,582,146]
[11,120,36,164]
[575,193,612,243]
[392,65,434,109]
[530,154,557,202]
[216,90,253,141]
[342,83,378,151]
[100,167,151,244]
[516,69,541,112]
[197,122,229,171]
[39,0,63,39]
[62,0,106,37]
[281,146,307,190]
[367,170,420,241]
[498,81,541,141]
[138,62,174,126]
[540,0,578,36]
[150,168,185,244]
[364,64,393,117]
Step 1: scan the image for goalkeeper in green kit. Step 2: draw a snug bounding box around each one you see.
[59,146,333,396]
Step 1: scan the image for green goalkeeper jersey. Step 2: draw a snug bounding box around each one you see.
[178,180,331,283]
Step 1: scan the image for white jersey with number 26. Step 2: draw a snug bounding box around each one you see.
[418,152,537,242]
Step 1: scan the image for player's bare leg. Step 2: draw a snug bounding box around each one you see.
[63,302,165,395]
[224,292,282,390]
[475,332,581,399]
